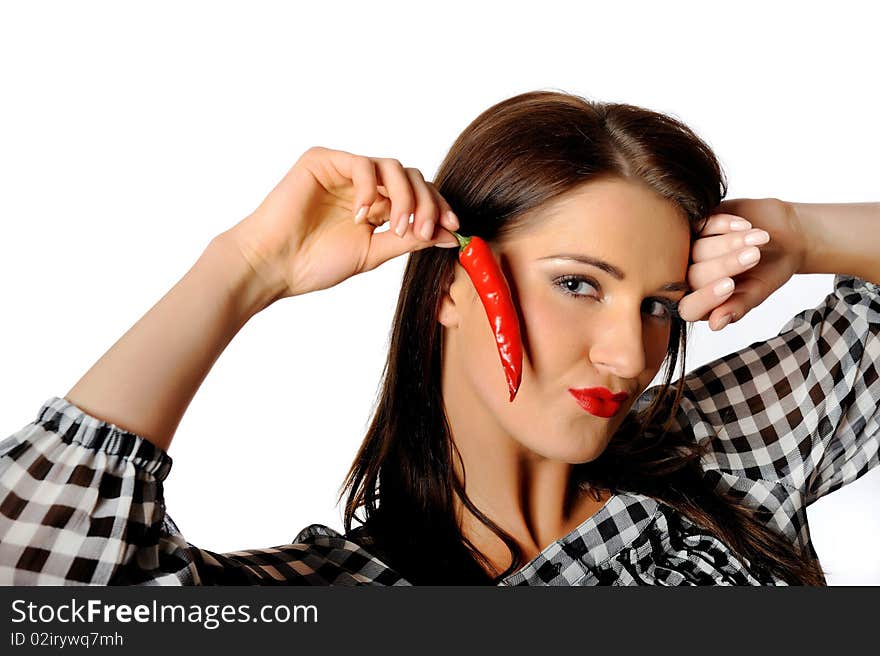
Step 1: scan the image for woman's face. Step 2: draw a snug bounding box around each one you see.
[439,177,692,464]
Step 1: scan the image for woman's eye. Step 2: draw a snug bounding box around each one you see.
[555,275,598,298]
[644,299,674,320]
[554,275,678,321]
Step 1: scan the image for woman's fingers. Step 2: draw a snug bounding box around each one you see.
[372,158,416,237]
[697,213,753,237]
[687,244,763,291]
[349,155,380,224]
[679,274,769,329]
[317,149,455,240]
[677,277,736,324]
[404,167,441,240]
[677,210,774,329]
[316,148,387,227]
[363,158,455,242]
[336,150,458,243]
[425,180,460,231]
[401,168,461,241]
[704,276,767,328]
[688,212,768,290]
[691,228,770,262]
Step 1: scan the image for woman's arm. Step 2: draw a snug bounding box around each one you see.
[63,147,461,456]
[794,201,880,284]
[64,230,280,454]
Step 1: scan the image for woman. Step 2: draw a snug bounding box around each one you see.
[1,91,877,585]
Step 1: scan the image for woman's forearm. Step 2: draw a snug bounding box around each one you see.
[794,201,880,285]
[64,231,279,454]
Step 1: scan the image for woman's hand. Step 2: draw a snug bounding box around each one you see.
[677,198,808,330]
[221,146,461,303]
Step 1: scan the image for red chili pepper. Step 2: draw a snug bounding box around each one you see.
[451,231,523,402]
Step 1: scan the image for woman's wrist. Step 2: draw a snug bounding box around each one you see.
[791,201,880,285]
[210,227,288,319]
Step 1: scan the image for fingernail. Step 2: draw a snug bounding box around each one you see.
[744,229,770,246]
[714,278,734,296]
[354,206,368,223]
[420,221,434,240]
[730,219,752,231]
[738,247,760,265]
[434,241,459,248]
[444,210,460,231]
[714,314,732,330]
[395,214,409,237]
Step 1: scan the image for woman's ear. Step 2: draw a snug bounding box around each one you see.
[437,265,467,328]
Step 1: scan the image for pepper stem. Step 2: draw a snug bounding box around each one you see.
[451,230,472,251]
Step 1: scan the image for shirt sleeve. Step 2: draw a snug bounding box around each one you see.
[0,397,392,585]
[637,274,880,507]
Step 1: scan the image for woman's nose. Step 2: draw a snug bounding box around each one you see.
[588,310,647,381]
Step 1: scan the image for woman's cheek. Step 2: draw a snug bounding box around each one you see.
[516,294,572,376]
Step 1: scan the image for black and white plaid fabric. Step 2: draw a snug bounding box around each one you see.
[1,274,878,585]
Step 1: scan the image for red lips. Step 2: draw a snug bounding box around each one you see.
[568,387,630,418]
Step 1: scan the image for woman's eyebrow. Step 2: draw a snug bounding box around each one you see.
[538,254,689,293]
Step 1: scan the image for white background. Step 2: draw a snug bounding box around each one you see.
[1,1,877,584]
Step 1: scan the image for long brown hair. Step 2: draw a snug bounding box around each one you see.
[338,90,827,585]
